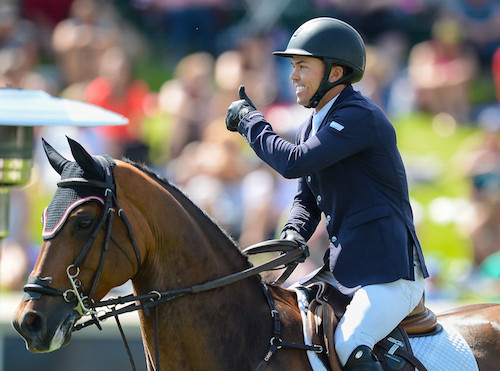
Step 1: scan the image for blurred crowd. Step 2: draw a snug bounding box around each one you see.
[1,0,500,297]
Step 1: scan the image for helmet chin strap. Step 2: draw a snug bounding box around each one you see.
[306,59,353,109]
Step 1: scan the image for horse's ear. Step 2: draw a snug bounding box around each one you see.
[66,137,105,180]
[42,138,69,175]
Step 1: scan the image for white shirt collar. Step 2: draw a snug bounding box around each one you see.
[311,94,339,136]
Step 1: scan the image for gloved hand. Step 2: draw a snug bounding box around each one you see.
[280,228,310,263]
[225,85,257,132]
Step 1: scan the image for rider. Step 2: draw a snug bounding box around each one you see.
[225,17,428,370]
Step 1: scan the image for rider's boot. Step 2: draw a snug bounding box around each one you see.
[343,345,383,371]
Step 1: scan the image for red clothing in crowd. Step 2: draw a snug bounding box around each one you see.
[86,77,150,143]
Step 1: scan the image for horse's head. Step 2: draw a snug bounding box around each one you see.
[13,137,141,353]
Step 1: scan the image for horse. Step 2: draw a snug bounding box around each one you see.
[12,138,500,370]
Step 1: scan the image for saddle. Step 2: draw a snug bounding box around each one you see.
[304,281,441,371]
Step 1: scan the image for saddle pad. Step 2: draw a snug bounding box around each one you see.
[409,323,478,371]
[296,287,478,371]
[296,287,328,371]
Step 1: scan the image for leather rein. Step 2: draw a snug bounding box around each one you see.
[23,160,319,370]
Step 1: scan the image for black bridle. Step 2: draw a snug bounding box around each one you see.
[23,156,142,315]
[23,159,321,370]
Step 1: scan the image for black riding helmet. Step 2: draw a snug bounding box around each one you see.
[274,17,366,108]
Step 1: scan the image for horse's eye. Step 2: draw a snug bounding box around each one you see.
[76,218,93,230]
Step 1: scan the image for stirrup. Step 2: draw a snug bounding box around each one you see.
[344,345,383,371]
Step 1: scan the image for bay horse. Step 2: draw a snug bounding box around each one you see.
[12,138,500,370]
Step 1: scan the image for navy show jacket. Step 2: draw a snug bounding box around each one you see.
[238,85,429,294]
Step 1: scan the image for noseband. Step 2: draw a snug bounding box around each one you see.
[23,156,142,317]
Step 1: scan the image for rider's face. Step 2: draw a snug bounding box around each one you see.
[290,56,324,107]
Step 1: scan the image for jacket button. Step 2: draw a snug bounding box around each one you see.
[316,195,322,203]
[331,236,337,243]
[326,215,331,223]
[307,176,311,182]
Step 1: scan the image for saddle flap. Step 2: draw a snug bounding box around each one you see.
[319,300,342,371]
[307,300,323,347]
[307,298,342,371]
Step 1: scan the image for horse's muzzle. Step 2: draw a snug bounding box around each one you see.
[13,301,80,353]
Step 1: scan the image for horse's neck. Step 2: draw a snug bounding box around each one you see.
[116,166,277,368]
[114,162,249,289]
[132,212,270,369]
[137,184,250,290]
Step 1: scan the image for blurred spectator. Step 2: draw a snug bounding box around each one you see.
[21,0,74,58]
[239,165,281,247]
[168,118,249,239]
[0,188,35,291]
[313,0,427,44]
[0,1,41,88]
[461,109,500,266]
[493,45,500,99]
[136,0,229,67]
[210,35,279,123]
[0,237,29,290]
[479,250,500,278]
[210,49,246,121]
[355,33,406,111]
[408,17,478,123]
[442,0,500,67]
[158,52,215,160]
[0,2,39,65]
[85,46,154,163]
[456,46,500,267]
[235,34,279,107]
[51,0,119,88]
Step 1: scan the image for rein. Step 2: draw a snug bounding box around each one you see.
[74,239,306,330]
[70,239,319,371]
[23,159,317,370]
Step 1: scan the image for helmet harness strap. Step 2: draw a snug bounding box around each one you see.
[306,58,356,109]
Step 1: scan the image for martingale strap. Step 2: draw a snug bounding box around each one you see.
[256,284,322,371]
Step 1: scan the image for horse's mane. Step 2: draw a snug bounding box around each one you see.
[122,159,252,265]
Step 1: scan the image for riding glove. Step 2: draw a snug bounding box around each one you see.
[225,85,257,132]
[280,228,310,263]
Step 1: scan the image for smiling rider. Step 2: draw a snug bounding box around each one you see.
[225,17,429,370]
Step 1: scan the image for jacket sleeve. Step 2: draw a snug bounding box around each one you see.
[237,111,314,179]
[238,112,322,240]
[238,108,373,179]
[282,176,322,241]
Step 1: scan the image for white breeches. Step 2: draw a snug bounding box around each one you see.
[334,264,425,366]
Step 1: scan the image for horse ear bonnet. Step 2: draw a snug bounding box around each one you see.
[41,138,115,239]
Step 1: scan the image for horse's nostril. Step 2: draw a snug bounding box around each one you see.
[24,312,43,333]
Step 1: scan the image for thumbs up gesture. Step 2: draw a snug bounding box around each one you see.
[225,85,257,132]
